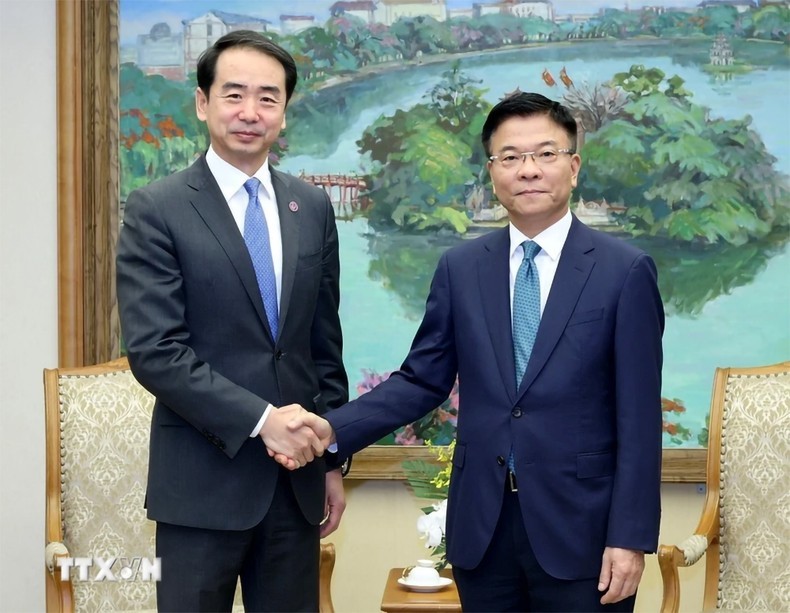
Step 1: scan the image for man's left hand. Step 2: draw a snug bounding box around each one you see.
[598,547,644,604]
[320,469,346,538]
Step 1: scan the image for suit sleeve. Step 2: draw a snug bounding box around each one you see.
[117,187,268,459]
[607,253,665,552]
[327,252,458,456]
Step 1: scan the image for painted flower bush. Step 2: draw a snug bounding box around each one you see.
[662,397,693,445]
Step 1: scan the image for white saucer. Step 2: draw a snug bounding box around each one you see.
[397,577,453,592]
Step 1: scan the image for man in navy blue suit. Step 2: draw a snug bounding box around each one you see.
[290,92,664,611]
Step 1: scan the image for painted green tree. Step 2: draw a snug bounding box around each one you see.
[577,64,790,246]
[357,62,489,233]
[120,64,205,197]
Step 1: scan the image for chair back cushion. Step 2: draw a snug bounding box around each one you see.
[58,368,157,610]
[718,368,790,610]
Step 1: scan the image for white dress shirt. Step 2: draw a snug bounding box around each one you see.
[205,146,283,304]
[508,209,572,320]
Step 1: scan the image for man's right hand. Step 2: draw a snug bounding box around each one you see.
[259,404,325,470]
[290,412,335,447]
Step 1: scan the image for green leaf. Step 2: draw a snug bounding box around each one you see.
[402,460,446,500]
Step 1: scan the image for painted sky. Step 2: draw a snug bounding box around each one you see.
[120,0,708,44]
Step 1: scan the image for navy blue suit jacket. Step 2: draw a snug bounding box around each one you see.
[327,216,664,579]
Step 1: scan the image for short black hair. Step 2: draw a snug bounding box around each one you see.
[481,92,577,156]
[196,30,298,104]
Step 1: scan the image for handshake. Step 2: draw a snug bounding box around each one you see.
[258,404,335,470]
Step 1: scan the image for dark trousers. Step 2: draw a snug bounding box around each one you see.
[155,469,319,612]
[452,482,636,613]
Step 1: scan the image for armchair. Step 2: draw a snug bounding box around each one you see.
[658,361,790,612]
[45,358,335,612]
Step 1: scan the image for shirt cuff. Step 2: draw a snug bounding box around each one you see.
[250,404,273,437]
[327,443,338,453]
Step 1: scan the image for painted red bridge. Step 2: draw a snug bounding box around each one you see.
[299,173,368,218]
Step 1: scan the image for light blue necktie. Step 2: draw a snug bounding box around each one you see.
[243,178,279,340]
[509,240,542,474]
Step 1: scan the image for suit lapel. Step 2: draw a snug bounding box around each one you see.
[478,228,517,403]
[186,156,271,334]
[270,168,301,336]
[517,216,595,399]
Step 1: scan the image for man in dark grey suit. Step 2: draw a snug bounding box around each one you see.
[116,31,348,612]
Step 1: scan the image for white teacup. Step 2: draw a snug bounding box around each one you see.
[403,559,441,585]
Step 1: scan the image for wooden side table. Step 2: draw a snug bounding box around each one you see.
[380,568,461,612]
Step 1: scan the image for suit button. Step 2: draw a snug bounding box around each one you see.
[275,350,284,360]
[512,407,522,418]
[496,455,506,466]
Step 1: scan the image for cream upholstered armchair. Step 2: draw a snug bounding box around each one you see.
[658,361,790,613]
[45,358,336,612]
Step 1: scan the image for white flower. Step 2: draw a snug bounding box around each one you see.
[416,499,447,549]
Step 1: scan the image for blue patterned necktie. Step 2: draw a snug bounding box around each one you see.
[509,240,542,475]
[243,178,279,340]
[513,240,542,385]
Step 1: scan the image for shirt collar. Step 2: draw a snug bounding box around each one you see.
[508,208,572,261]
[205,146,275,201]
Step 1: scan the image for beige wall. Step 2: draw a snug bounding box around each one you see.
[0,2,706,611]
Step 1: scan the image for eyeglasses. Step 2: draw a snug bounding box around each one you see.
[489,148,575,169]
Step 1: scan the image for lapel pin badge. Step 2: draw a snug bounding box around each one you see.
[289,201,299,212]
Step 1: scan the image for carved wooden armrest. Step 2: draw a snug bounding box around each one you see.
[658,493,719,613]
[45,541,74,613]
[45,541,69,573]
[319,542,336,613]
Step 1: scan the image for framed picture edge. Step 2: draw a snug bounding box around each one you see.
[57,0,707,483]
[57,0,120,368]
[348,445,706,482]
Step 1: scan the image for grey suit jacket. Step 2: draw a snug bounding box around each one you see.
[117,155,348,530]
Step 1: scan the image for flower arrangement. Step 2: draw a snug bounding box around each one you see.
[403,440,454,569]
[357,369,458,567]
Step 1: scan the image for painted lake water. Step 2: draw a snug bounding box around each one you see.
[279,40,790,446]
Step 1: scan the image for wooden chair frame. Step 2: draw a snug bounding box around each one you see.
[45,358,130,612]
[44,358,335,612]
[657,361,790,613]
